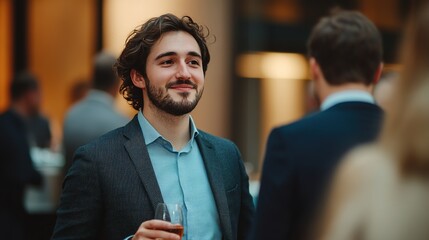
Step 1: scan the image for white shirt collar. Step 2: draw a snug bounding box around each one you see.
[321,90,375,111]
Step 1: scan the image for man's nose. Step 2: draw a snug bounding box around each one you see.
[175,62,191,80]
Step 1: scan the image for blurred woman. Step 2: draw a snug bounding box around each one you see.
[318,3,429,240]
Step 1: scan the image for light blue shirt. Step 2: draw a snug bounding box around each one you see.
[321,90,375,111]
[137,111,222,240]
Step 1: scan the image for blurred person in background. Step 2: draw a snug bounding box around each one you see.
[251,10,384,240]
[53,14,254,240]
[68,78,90,106]
[63,52,129,171]
[26,112,52,149]
[319,3,429,240]
[0,71,43,240]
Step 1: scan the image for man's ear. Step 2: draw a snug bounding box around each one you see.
[130,69,146,89]
[372,63,384,85]
[309,57,321,82]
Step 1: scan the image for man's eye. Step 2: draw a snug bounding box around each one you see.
[161,60,173,65]
[189,60,200,65]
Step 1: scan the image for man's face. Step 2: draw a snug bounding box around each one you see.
[25,89,41,116]
[143,30,205,116]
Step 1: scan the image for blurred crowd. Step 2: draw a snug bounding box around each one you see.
[0,52,129,239]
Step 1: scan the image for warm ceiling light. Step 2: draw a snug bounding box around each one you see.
[237,52,309,80]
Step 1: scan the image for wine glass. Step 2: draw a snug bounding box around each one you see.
[154,203,184,239]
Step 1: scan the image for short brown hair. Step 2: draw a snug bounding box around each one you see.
[307,10,382,86]
[114,13,211,110]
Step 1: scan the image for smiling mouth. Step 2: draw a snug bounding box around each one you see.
[169,84,196,92]
[166,80,197,92]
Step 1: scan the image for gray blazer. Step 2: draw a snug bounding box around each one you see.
[53,116,254,240]
[63,90,129,171]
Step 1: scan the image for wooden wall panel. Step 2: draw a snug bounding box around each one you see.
[0,0,12,111]
[360,0,402,30]
[28,0,96,143]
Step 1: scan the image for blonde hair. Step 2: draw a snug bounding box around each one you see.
[381,3,429,176]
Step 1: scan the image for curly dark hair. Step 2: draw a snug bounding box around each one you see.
[114,13,211,111]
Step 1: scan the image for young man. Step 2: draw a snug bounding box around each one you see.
[251,10,384,240]
[53,14,254,240]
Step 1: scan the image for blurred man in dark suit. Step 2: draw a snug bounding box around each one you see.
[251,10,384,240]
[0,71,43,240]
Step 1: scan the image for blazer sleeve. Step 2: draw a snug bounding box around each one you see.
[52,144,103,239]
[234,144,256,240]
[251,128,296,240]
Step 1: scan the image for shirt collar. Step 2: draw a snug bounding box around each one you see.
[137,110,199,146]
[321,90,375,111]
[189,116,199,140]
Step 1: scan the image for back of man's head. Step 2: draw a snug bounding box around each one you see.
[92,52,118,92]
[10,71,39,101]
[307,10,383,86]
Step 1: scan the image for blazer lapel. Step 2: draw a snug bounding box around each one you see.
[196,134,233,240]
[123,116,164,211]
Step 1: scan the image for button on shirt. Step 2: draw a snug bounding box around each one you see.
[137,111,222,240]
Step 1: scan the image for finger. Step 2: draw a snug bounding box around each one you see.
[135,228,180,240]
[142,219,174,229]
[135,220,180,240]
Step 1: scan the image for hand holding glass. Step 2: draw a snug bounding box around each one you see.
[155,203,184,239]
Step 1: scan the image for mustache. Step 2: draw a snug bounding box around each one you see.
[166,80,197,89]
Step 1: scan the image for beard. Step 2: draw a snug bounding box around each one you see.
[145,78,204,116]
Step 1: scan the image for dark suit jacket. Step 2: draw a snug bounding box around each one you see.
[251,102,383,240]
[52,116,254,240]
[0,109,42,239]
